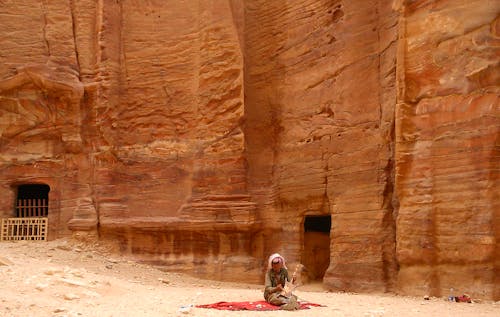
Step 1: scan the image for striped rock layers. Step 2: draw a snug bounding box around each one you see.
[0,0,498,299]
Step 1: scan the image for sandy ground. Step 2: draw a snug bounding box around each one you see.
[0,239,498,317]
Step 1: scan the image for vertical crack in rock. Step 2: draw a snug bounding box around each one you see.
[381,125,398,292]
[228,0,244,54]
[376,0,389,290]
[321,152,331,215]
[69,0,81,78]
[377,0,399,292]
[40,0,51,56]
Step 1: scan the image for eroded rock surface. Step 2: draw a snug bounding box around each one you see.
[396,1,499,299]
[0,0,498,300]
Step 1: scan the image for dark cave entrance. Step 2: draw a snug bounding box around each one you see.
[302,215,331,282]
[15,184,50,217]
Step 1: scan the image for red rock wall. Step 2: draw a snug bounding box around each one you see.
[0,0,90,238]
[395,0,499,299]
[244,0,400,293]
[0,0,498,299]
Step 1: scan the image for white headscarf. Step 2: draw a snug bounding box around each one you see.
[267,253,287,270]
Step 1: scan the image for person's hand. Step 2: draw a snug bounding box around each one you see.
[275,284,283,292]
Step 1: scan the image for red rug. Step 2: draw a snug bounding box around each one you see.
[196,300,325,311]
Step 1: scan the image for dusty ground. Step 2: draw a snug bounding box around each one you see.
[0,239,498,317]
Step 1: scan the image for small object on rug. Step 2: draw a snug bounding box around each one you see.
[196,300,325,311]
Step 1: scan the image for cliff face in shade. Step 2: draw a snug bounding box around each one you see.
[0,0,498,299]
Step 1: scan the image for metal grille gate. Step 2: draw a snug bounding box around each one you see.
[16,198,48,217]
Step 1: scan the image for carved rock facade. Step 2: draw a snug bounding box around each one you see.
[0,0,498,299]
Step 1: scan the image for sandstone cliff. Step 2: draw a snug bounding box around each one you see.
[0,0,498,299]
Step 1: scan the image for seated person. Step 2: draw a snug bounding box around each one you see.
[263,253,299,310]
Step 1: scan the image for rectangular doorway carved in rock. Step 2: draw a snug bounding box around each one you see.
[0,184,49,241]
[15,184,49,217]
[302,215,331,282]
